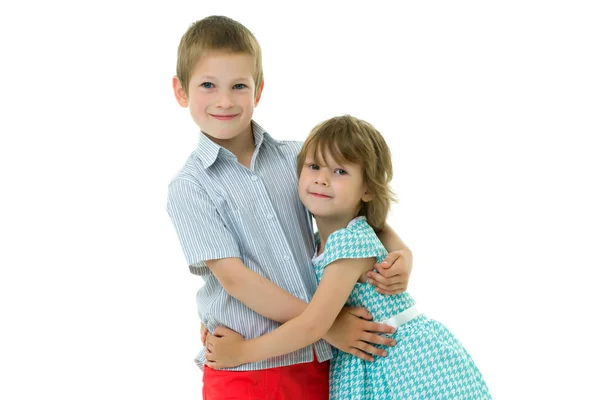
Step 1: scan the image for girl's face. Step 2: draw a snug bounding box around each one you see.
[298,147,372,222]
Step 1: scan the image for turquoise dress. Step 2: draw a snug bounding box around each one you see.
[313,217,492,400]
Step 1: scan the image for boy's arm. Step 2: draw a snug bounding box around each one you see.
[169,179,393,359]
[168,179,306,323]
[207,257,394,361]
[205,257,378,368]
[206,257,307,323]
[378,223,410,253]
[369,223,413,294]
[207,257,395,360]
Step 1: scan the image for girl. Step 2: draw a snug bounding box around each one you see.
[205,115,492,399]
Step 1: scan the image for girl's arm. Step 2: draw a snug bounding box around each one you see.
[205,257,375,368]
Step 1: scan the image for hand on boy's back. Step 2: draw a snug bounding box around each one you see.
[366,249,413,295]
[201,323,208,346]
[324,307,397,362]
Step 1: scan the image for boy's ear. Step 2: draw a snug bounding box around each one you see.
[254,80,265,106]
[173,76,188,107]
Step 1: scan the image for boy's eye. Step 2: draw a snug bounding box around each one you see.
[200,82,214,89]
[233,83,247,90]
[334,169,347,175]
[307,163,319,170]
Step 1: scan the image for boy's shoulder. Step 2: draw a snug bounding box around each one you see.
[253,120,304,156]
[269,137,304,156]
[167,137,304,189]
[168,150,203,188]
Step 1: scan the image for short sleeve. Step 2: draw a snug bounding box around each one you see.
[167,178,240,276]
[320,224,382,269]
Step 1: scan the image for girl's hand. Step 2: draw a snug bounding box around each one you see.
[205,326,247,369]
[367,249,413,295]
[200,322,208,346]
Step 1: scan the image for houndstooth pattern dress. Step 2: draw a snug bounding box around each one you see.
[313,217,492,399]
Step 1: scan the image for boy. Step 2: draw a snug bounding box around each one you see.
[167,16,413,399]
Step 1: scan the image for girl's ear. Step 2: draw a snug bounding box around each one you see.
[361,188,374,202]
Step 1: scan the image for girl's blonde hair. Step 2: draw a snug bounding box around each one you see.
[297,115,397,232]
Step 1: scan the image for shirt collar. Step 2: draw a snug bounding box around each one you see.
[195,121,284,169]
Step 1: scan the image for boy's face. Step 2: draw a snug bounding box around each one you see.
[173,52,263,144]
[298,148,372,223]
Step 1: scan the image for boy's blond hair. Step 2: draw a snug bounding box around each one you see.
[176,16,263,97]
[297,115,397,233]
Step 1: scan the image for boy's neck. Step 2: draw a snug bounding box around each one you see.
[314,215,355,255]
[205,124,255,168]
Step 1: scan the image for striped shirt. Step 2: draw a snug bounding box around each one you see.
[167,121,333,371]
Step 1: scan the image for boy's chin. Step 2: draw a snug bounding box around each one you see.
[202,129,243,141]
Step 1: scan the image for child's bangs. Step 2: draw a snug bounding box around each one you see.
[305,133,359,168]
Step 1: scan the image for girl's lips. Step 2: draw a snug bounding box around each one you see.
[210,114,238,120]
[310,192,332,198]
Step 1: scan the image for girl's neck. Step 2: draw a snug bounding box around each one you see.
[315,215,356,255]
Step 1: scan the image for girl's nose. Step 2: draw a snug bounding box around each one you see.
[314,172,329,186]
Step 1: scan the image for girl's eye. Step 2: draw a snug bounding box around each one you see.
[307,164,319,170]
[201,82,214,89]
[334,169,347,175]
[233,83,247,90]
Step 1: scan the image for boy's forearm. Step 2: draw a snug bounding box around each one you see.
[378,223,410,253]
[238,259,368,364]
[206,258,308,323]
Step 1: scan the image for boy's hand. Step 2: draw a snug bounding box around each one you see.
[324,307,396,362]
[367,249,413,295]
[205,326,246,369]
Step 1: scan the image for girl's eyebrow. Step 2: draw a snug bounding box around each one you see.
[331,160,348,168]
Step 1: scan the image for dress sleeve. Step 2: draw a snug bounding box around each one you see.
[167,178,241,276]
[320,224,382,269]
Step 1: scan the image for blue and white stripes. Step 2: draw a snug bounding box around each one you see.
[167,121,332,370]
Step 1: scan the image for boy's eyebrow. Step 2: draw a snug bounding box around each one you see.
[198,75,252,82]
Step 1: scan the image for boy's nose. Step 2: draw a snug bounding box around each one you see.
[216,92,234,108]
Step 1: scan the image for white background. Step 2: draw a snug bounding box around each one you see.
[1,1,598,399]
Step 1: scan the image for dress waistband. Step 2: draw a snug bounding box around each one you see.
[379,305,423,328]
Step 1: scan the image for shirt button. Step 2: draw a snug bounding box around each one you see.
[284,255,290,261]
[251,175,258,181]
[266,214,273,220]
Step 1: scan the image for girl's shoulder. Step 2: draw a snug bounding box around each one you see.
[322,217,385,262]
[329,217,379,244]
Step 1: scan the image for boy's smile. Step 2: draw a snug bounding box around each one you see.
[210,113,239,121]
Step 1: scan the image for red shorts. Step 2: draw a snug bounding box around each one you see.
[202,354,330,400]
